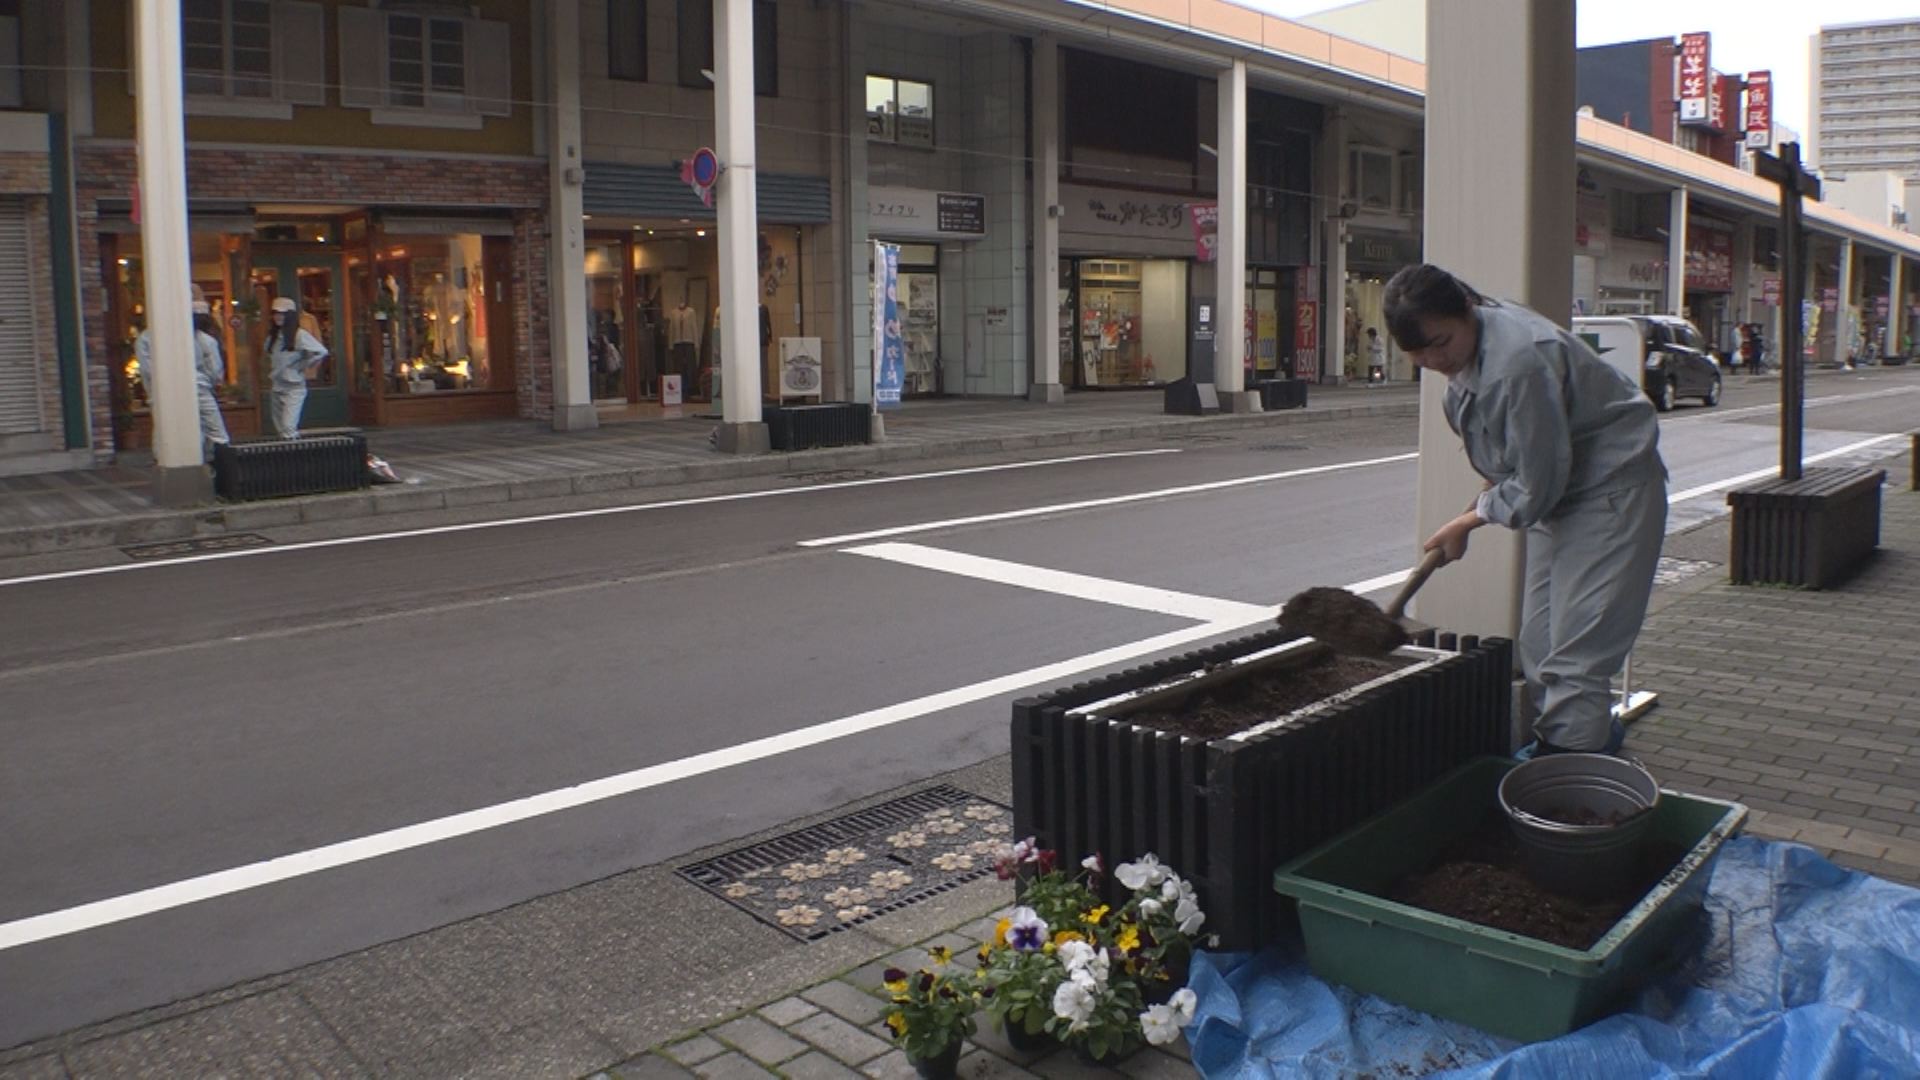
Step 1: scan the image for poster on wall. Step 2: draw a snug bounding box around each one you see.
[872,241,905,409]
[1192,203,1219,263]
[1685,224,1733,292]
[779,337,823,398]
[1294,300,1318,379]
[1679,32,1711,124]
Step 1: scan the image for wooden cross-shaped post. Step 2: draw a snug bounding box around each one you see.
[1755,142,1821,480]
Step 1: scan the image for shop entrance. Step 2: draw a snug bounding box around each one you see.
[251,252,349,432]
[1059,256,1188,388]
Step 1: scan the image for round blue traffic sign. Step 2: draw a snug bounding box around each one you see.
[690,148,719,187]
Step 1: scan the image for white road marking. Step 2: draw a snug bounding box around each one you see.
[846,542,1272,622]
[1665,433,1908,505]
[0,450,1181,589]
[1664,384,1917,425]
[797,451,1423,548]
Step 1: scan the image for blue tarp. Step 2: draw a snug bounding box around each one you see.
[1188,838,1920,1079]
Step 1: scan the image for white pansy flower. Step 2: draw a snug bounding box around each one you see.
[1170,987,1198,1024]
[1052,980,1096,1030]
[1116,854,1169,891]
[1139,897,1164,918]
[1140,1003,1182,1046]
[1175,895,1206,935]
[1081,853,1103,874]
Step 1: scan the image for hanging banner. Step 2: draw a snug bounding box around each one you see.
[1293,300,1318,379]
[1745,71,1772,149]
[1191,202,1219,263]
[1708,72,1732,134]
[872,241,905,409]
[1685,221,1734,292]
[1679,33,1711,124]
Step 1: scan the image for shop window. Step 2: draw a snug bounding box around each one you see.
[338,3,511,125]
[677,0,777,96]
[1348,148,1395,212]
[374,234,504,394]
[178,0,324,117]
[1063,49,1199,190]
[608,0,647,82]
[0,1,24,109]
[1398,153,1421,214]
[866,75,933,147]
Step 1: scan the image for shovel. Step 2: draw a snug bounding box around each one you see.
[1277,548,1448,658]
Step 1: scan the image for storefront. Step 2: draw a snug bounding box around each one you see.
[1594,239,1668,316]
[1056,183,1202,389]
[1684,216,1736,356]
[866,186,989,397]
[1343,228,1420,381]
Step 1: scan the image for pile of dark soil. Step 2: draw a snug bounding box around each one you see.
[1122,653,1412,740]
[1385,818,1682,950]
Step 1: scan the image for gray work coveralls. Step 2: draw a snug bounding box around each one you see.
[134,330,232,460]
[1444,302,1668,752]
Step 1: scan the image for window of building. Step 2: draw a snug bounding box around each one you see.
[373,233,509,394]
[1348,148,1395,212]
[866,75,934,147]
[677,0,777,95]
[0,0,22,109]
[338,4,511,126]
[177,0,324,116]
[1062,49,1201,190]
[608,0,647,81]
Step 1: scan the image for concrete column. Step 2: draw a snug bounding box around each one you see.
[840,13,872,405]
[65,0,95,136]
[1320,109,1348,383]
[712,0,768,451]
[546,0,596,432]
[1891,256,1907,357]
[1731,219,1755,338]
[1833,237,1854,365]
[1414,0,1574,640]
[1665,187,1688,317]
[1028,36,1063,403]
[1214,59,1256,411]
[134,0,209,504]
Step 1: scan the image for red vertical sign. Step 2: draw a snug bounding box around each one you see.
[1708,72,1731,133]
[1679,32,1711,124]
[1745,71,1772,148]
[1293,300,1318,379]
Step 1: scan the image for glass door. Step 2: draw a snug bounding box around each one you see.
[251,253,350,431]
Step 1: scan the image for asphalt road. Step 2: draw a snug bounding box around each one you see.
[3,368,1915,1047]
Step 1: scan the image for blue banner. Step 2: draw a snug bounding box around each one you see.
[873,242,904,409]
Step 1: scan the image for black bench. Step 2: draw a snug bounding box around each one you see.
[762,403,872,451]
[1254,378,1309,411]
[1727,466,1886,589]
[213,432,369,501]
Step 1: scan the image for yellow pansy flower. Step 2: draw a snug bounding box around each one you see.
[994,917,1012,946]
[887,1011,908,1036]
[1116,924,1141,953]
[928,945,953,966]
[1082,905,1110,926]
[1053,929,1084,946]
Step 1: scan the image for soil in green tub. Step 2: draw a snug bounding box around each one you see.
[1123,653,1413,740]
[1386,816,1687,950]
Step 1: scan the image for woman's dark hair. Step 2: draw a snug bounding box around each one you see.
[271,307,298,353]
[193,312,217,337]
[1382,264,1491,351]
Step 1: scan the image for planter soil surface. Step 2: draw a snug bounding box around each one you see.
[1122,653,1413,740]
[1385,816,1685,950]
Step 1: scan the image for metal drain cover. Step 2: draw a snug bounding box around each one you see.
[678,784,1013,942]
[122,533,274,560]
[1251,442,1308,453]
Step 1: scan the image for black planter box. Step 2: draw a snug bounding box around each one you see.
[764,403,872,450]
[1254,378,1309,410]
[1163,377,1221,416]
[1728,466,1885,589]
[1011,628,1512,951]
[213,433,369,501]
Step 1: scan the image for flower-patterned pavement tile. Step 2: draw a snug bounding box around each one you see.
[676,785,1014,942]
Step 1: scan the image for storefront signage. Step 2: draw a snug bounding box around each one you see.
[1685,222,1733,292]
[984,306,1008,329]
[1679,33,1711,124]
[1762,277,1781,306]
[873,241,905,409]
[867,186,987,239]
[1875,295,1889,318]
[1294,300,1318,378]
[1707,72,1731,134]
[1745,71,1772,149]
[1821,287,1838,313]
[1058,184,1200,258]
[1192,202,1218,263]
[779,337,823,398]
[1347,228,1420,272]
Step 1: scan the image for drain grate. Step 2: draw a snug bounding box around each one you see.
[1250,442,1308,453]
[1654,557,1719,587]
[678,784,1013,942]
[785,468,889,485]
[122,533,274,560]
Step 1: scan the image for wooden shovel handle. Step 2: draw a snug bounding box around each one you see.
[1385,548,1448,620]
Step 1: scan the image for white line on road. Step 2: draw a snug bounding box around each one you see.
[0,602,1325,951]
[0,450,1181,589]
[1665,433,1908,505]
[797,452,1423,548]
[845,542,1273,622]
[1663,384,1917,425]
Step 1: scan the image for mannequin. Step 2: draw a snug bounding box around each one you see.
[667,296,700,393]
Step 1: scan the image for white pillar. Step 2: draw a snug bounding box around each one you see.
[1891,257,1907,357]
[1731,219,1755,343]
[1666,187,1688,317]
[546,0,596,432]
[1029,36,1063,403]
[134,0,209,504]
[1321,108,1348,383]
[839,12,871,405]
[712,0,768,450]
[1214,59,1255,410]
[1414,0,1574,641]
[1833,237,1854,365]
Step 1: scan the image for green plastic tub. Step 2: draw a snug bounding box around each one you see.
[1272,756,1747,1042]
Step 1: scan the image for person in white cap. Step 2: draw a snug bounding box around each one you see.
[133,301,231,460]
[266,295,328,438]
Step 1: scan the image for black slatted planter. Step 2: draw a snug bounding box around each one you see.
[1011,629,1513,951]
[763,403,872,450]
[1727,466,1885,589]
[213,433,369,501]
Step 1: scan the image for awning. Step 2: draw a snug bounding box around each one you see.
[583,162,832,224]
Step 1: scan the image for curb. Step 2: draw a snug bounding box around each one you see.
[0,399,1419,559]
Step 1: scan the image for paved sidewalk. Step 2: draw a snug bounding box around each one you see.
[0,386,1419,558]
[3,425,1915,1080]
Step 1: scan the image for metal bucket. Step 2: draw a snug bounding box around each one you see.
[1499,754,1661,900]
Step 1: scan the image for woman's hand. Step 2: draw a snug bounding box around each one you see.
[1423,509,1484,565]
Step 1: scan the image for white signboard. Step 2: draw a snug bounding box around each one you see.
[1058,183,1199,258]
[779,336,824,398]
[661,373,683,407]
[867,186,987,239]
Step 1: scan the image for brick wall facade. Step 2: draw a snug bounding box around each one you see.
[73,144,553,455]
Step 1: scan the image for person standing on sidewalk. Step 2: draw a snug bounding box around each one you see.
[134,301,232,460]
[266,296,327,439]
[1385,264,1668,756]
[1365,327,1388,384]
